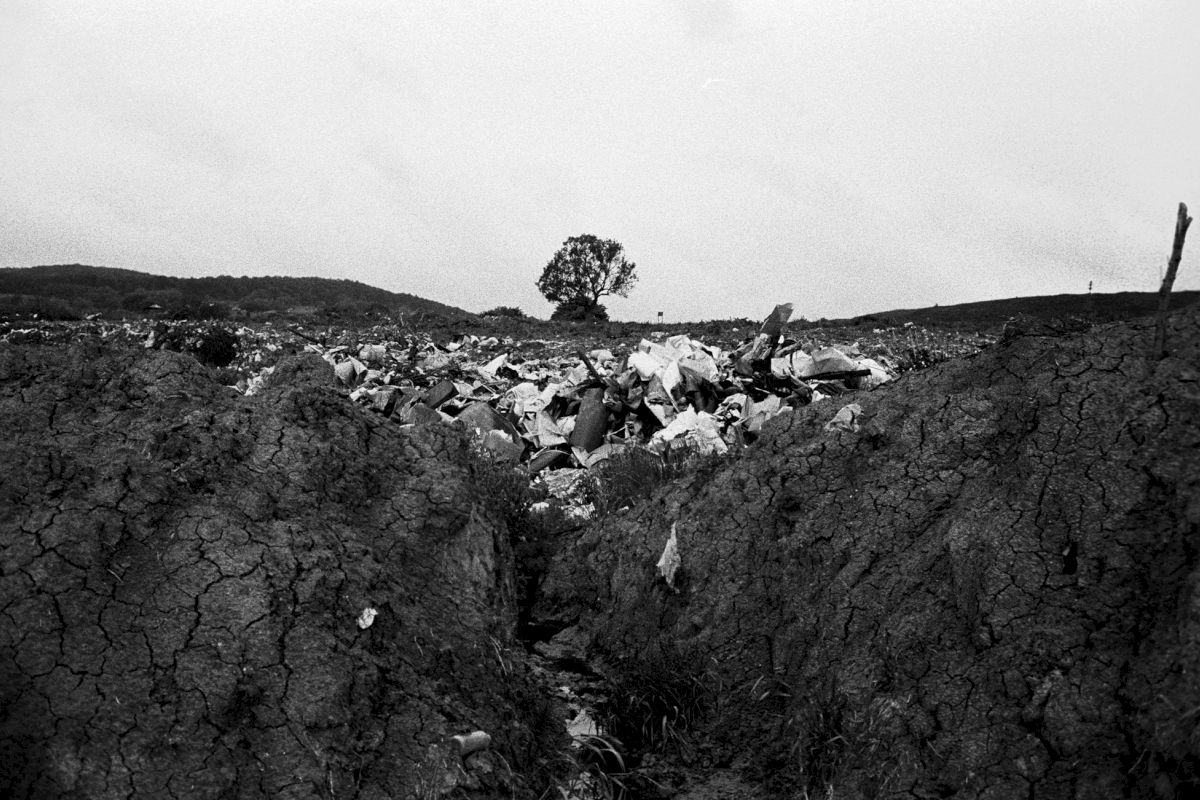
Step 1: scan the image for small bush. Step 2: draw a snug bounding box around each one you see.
[209,366,237,384]
[482,306,526,319]
[599,637,713,761]
[238,293,275,313]
[551,302,609,322]
[750,674,907,798]
[508,686,576,797]
[469,449,542,533]
[468,451,574,624]
[894,343,951,372]
[190,301,232,321]
[785,682,852,793]
[583,443,712,517]
[0,294,83,321]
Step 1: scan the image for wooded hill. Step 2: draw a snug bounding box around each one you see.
[0,264,471,320]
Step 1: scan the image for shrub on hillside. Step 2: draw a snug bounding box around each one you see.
[178,301,232,321]
[482,306,527,319]
[551,302,609,322]
[0,294,83,320]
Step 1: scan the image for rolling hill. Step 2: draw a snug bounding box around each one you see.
[848,290,1200,328]
[0,264,472,320]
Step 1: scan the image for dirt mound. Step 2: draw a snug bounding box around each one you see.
[0,345,563,799]
[536,310,1200,798]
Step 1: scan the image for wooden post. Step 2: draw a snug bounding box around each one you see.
[1151,203,1192,360]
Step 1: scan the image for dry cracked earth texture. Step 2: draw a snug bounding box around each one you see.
[536,310,1200,799]
[1,347,564,799]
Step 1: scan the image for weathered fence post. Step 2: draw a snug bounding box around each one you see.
[1151,202,1192,360]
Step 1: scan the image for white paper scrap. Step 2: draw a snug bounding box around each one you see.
[656,523,681,591]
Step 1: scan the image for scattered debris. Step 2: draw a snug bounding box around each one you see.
[451,731,493,757]
[1,304,961,475]
[657,523,681,591]
[297,303,902,470]
[824,402,864,433]
[566,709,601,740]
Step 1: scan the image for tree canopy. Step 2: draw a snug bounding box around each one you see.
[536,235,637,312]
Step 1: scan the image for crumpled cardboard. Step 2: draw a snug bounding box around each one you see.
[226,302,900,473]
[456,402,525,462]
[825,402,864,433]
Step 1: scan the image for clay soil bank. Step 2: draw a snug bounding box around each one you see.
[3,308,1200,799]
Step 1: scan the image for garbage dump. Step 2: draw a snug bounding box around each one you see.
[0,304,908,473]
[297,302,899,471]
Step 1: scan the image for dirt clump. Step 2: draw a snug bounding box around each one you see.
[0,345,565,799]
[535,310,1200,798]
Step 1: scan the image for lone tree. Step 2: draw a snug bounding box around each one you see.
[537,234,637,320]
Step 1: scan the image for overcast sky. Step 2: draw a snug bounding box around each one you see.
[2,1,1198,321]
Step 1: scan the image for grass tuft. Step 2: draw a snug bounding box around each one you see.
[467,447,576,625]
[598,637,714,763]
[584,442,728,517]
[749,674,910,798]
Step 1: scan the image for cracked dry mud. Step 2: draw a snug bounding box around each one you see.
[5,309,1200,800]
[1,348,563,799]
[536,310,1200,799]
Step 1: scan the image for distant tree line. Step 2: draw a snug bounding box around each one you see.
[0,264,470,321]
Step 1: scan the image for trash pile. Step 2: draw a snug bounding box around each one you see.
[1,305,902,474]
[293,303,896,472]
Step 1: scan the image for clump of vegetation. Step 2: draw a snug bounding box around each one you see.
[482,305,527,319]
[551,301,610,322]
[893,342,952,371]
[749,674,907,798]
[538,733,630,800]
[584,443,724,517]
[467,449,574,625]
[0,294,83,321]
[857,323,974,373]
[598,637,714,762]
[503,686,578,798]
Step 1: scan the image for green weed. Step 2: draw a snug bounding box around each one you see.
[540,745,627,800]
[751,674,907,799]
[584,442,726,518]
[467,449,575,624]
[598,637,713,763]
[482,305,527,319]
